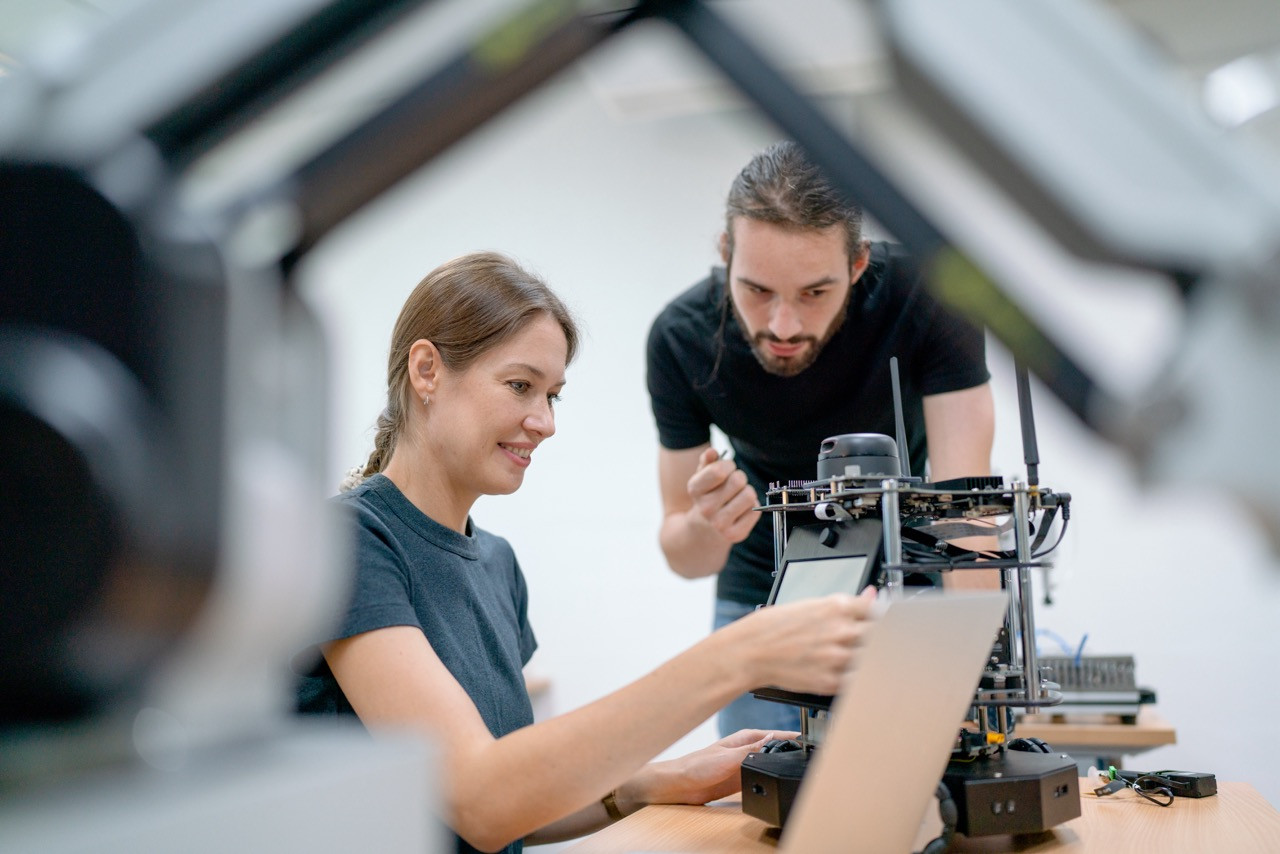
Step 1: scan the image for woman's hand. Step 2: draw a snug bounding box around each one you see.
[731,587,879,696]
[616,729,790,814]
[604,590,878,822]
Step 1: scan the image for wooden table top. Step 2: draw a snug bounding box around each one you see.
[568,780,1280,853]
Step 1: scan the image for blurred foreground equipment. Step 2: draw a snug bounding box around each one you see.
[1,1,438,850]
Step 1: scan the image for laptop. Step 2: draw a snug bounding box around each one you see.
[779,591,1008,853]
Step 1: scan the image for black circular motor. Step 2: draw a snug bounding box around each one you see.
[816,433,901,481]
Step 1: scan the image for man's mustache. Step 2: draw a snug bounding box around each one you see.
[754,332,817,346]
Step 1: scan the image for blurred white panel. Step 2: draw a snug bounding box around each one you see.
[579,0,887,120]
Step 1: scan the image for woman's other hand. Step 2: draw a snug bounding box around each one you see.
[616,729,793,813]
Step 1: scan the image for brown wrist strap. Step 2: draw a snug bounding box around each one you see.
[602,789,624,822]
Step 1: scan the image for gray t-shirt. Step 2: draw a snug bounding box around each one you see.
[296,473,537,853]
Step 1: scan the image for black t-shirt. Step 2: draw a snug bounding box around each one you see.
[296,474,537,854]
[646,241,990,605]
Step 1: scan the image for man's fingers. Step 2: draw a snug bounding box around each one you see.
[716,483,759,537]
[689,459,730,494]
[720,480,756,516]
[689,459,745,502]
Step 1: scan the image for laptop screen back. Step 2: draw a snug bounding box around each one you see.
[780,592,1007,853]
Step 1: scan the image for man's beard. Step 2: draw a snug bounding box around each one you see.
[732,287,851,378]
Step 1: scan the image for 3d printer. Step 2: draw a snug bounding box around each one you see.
[740,361,1081,840]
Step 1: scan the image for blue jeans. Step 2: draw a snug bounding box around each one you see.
[713,598,803,738]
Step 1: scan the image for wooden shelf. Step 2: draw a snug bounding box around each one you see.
[1014,707,1176,754]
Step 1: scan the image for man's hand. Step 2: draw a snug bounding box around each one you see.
[686,447,758,545]
[658,444,759,578]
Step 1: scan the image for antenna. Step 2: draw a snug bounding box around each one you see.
[889,356,912,478]
[1015,360,1040,488]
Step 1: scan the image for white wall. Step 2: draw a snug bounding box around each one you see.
[297,43,1280,814]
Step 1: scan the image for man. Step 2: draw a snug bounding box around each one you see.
[646,141,996,735]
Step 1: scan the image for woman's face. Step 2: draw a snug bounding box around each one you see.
[429,313,568,501]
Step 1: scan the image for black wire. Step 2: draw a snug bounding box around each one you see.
[1130,775,1175,807]
[901,507,1069,567]
[914,781,956,854]
[900,543,989,568]
[1031,516,1070,559]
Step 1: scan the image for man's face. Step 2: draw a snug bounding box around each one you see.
[724,218,868,377]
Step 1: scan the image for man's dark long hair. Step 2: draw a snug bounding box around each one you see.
[723,141,865,263]
[702,142,866,385]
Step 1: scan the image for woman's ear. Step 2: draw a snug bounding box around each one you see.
[407,339,440,402]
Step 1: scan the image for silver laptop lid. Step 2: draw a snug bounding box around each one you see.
[781,591,1007,854]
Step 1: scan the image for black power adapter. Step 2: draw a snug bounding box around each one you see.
[1117,770,1218,798]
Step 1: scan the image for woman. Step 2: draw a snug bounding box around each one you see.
[297,251,875,853]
